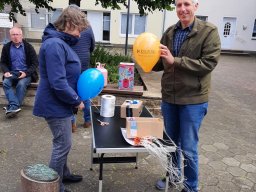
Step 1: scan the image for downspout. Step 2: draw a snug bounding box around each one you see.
[162,9,166,34]
[125,0,131,56]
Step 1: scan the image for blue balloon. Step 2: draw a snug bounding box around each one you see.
[77,68,104,100]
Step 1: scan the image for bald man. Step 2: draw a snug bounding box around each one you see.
[0,26,38,118]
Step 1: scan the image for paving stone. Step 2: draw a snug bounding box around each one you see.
[234,155,253,164]
[233,177,254,190]
[201,145,217,152]
[229,147,248,156]
[247,173,256,183]
[214,170,233,182]
[199,136,215,145]
[204,152,223,161]
[247,153,256,161]
[227,167,247,177]
[199,164,215,175]
[199,154,209,165]
[253,159,256,165]
[217,149,235,158]
[208,161,227,171]
[218,181,241,192]
[200,185,222,192]
[213,142,229,150]
[241,164,256,173]
[199,174,219,186]
[242,146,256,154]
[240,188,255,192]
[222,157,240,167]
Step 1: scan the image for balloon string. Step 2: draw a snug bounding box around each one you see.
[139,136,192,192]
[90,99,101,114]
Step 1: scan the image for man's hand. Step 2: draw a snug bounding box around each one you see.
[18,71,27,79]
[4,72,12,78]
[160,44,175,65]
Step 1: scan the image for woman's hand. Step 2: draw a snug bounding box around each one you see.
[76,102,85,110]
[160,44,174,65]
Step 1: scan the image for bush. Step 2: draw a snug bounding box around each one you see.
[90,45,133,83]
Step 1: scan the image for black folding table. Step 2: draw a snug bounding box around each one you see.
[90,105,175,192]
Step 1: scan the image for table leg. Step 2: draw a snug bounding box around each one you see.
[98,153,105,192]
[135,153,138,169]
[90,142,93,170]
[165,153,172,192]
[90,106,93,171]
[99,180,103,192]
[165,172,169,192]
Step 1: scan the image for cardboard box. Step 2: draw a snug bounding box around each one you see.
[118,62,134,90]
[120,100,143,118]
[126,117,163,139]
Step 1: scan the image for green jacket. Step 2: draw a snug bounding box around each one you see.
[153,18,221,104]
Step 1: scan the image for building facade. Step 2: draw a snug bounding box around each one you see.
[1,0,256,52]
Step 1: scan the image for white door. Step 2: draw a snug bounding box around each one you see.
[221,17,237,49]
[87,11,103,42]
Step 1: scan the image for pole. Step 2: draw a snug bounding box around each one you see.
[162,9,166,34]
[125,0,130,55]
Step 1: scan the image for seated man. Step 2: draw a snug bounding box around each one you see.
[0,26,38,118]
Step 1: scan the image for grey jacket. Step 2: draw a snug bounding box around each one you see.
[153,18,221,104]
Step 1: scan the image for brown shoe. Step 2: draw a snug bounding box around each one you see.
[72,123,77,133]
[83,122,91,128]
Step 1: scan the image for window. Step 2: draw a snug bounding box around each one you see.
[121,13,146,36]
[252,19,256,38]
[103,12,110,41]
[223,22,231,37]
[0,13,12,43]
[196,15,208,21]
[30,9,62,29]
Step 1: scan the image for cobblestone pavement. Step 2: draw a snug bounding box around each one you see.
[0,54,256,192]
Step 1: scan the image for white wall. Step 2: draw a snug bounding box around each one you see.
[13,0,256,52]
[165,0,256,51]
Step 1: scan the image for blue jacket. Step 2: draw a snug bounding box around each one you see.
[72,26,95,72]
[33,23,82,118]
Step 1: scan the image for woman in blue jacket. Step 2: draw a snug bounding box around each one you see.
[33,6,88,192]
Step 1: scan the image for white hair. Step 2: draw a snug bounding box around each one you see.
[175,0,198,5]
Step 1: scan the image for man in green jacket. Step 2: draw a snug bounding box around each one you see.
[154,0,221,191]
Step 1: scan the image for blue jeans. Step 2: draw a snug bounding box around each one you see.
[161,101,208,192]
[46,116,72,192]
[3,73,31,107]
[83,99,91,122]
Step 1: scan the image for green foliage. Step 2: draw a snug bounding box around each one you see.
[90,45,132,83]
[96,0,175,15]
[1,0,175,22]
[0,0,55,22]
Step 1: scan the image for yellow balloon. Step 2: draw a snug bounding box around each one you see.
[133,32,160,72]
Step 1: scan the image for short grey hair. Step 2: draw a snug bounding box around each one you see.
[175,0,198,5]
